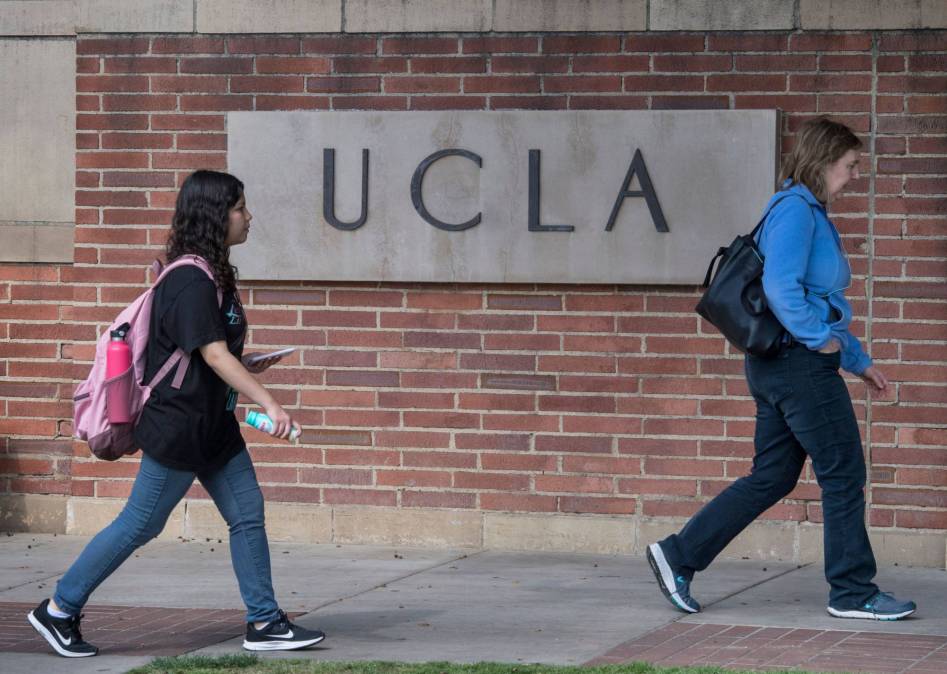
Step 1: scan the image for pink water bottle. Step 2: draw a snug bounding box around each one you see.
[105,322,132,423]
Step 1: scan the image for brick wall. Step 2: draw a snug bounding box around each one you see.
[2,30,945,546]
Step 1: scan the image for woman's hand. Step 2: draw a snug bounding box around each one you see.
[200,342,301,441]
[859,365,888,393]
[241,352,286,374]
[263,401,301,441]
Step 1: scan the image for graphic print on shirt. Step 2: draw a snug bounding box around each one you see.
[226,301,243,326]
[135,266,249,472]
[224,299,244,412]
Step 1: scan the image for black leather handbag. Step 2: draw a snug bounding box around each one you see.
[695,194,800,358]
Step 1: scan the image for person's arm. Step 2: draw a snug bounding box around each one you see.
[833,325,887,391]
[200,340,299,440]
[760,198,833,350]
[835,327,872,375]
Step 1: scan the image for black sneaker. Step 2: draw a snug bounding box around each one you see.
[828,591,917,621]
[243,609,326,651]
[647,542,701,613]
[27,598,98,658]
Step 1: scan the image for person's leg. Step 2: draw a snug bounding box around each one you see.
[779,349,878,609]
[200,449,326,651]
[660,354,806,577]
[648,353,805,613]
[661,394,806,576]
[198,449,278,624]
[31,453,194,657]
[53,453,195,615]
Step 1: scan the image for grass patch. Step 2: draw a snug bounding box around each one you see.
[128,656,844,674]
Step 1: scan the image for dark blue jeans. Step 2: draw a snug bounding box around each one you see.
[660,343,878,609]
[54,450,279,622]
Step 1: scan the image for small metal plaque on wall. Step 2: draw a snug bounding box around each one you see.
[229,110,778,284]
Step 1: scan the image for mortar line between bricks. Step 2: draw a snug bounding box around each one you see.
[584,620,710,665]
[584,563,814,665]
[700,625,773,668]
[903,639,947,674]
[784,631,832,672]
[864,31,880,524]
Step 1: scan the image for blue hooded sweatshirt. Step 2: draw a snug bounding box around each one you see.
[755,180,872,375]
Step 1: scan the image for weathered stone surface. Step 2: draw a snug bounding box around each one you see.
[494,0,646,32]
[0,494,67,533]
[484,513,634,554]
[651,0,794,31]
[0,39,74,262]
[345,0,491,32]
[196,0,341,34]
[0,1,75,36]
[78,0,193,33]
[335,508,482,547]
[0,40,74,222]
[801,0,947,30]
[230,110,778,285]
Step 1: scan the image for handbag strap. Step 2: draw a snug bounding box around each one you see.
[749,192,810,240]
[700,193,811,290]
[701,246,728,289]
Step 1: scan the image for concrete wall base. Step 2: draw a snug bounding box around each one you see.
[2,494,944,569]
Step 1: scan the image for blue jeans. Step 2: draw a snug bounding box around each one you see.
[54,449,279,622]
[660,344,879,609]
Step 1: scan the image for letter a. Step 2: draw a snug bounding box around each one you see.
[605,148,669,232]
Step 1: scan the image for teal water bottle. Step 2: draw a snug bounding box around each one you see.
[246,410,300,442]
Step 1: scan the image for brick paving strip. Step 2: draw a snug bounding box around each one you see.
[0,601,288,656]
[585,622,947,674]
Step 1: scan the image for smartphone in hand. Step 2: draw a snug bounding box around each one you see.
[243,347,296,365]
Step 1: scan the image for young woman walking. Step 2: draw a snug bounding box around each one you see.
[647,117,916,621]
[29,170,325,657]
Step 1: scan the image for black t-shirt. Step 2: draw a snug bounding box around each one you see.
[134,265,247,472]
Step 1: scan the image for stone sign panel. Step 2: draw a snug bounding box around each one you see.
[229,110,778,284]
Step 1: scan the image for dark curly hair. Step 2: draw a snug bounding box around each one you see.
[166,170,243,294]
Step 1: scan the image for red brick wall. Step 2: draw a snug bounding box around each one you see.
[3,31,945,531]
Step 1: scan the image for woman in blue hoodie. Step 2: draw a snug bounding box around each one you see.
[646,117,916,621]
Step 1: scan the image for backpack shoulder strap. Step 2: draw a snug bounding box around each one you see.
[153,256,224,307]
[147,348,186,389]
[146,255,226,391]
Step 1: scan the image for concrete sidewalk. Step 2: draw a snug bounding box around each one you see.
[1,533,945,674]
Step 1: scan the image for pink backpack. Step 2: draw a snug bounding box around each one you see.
[73,255,222,461]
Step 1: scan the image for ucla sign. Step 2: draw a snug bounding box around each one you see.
[229,110,777,284]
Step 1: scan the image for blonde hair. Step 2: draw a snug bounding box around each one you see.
[780,116,862,203]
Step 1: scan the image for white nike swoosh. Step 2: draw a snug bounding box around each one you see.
[51,624,72,646]
[266,629,294,639]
